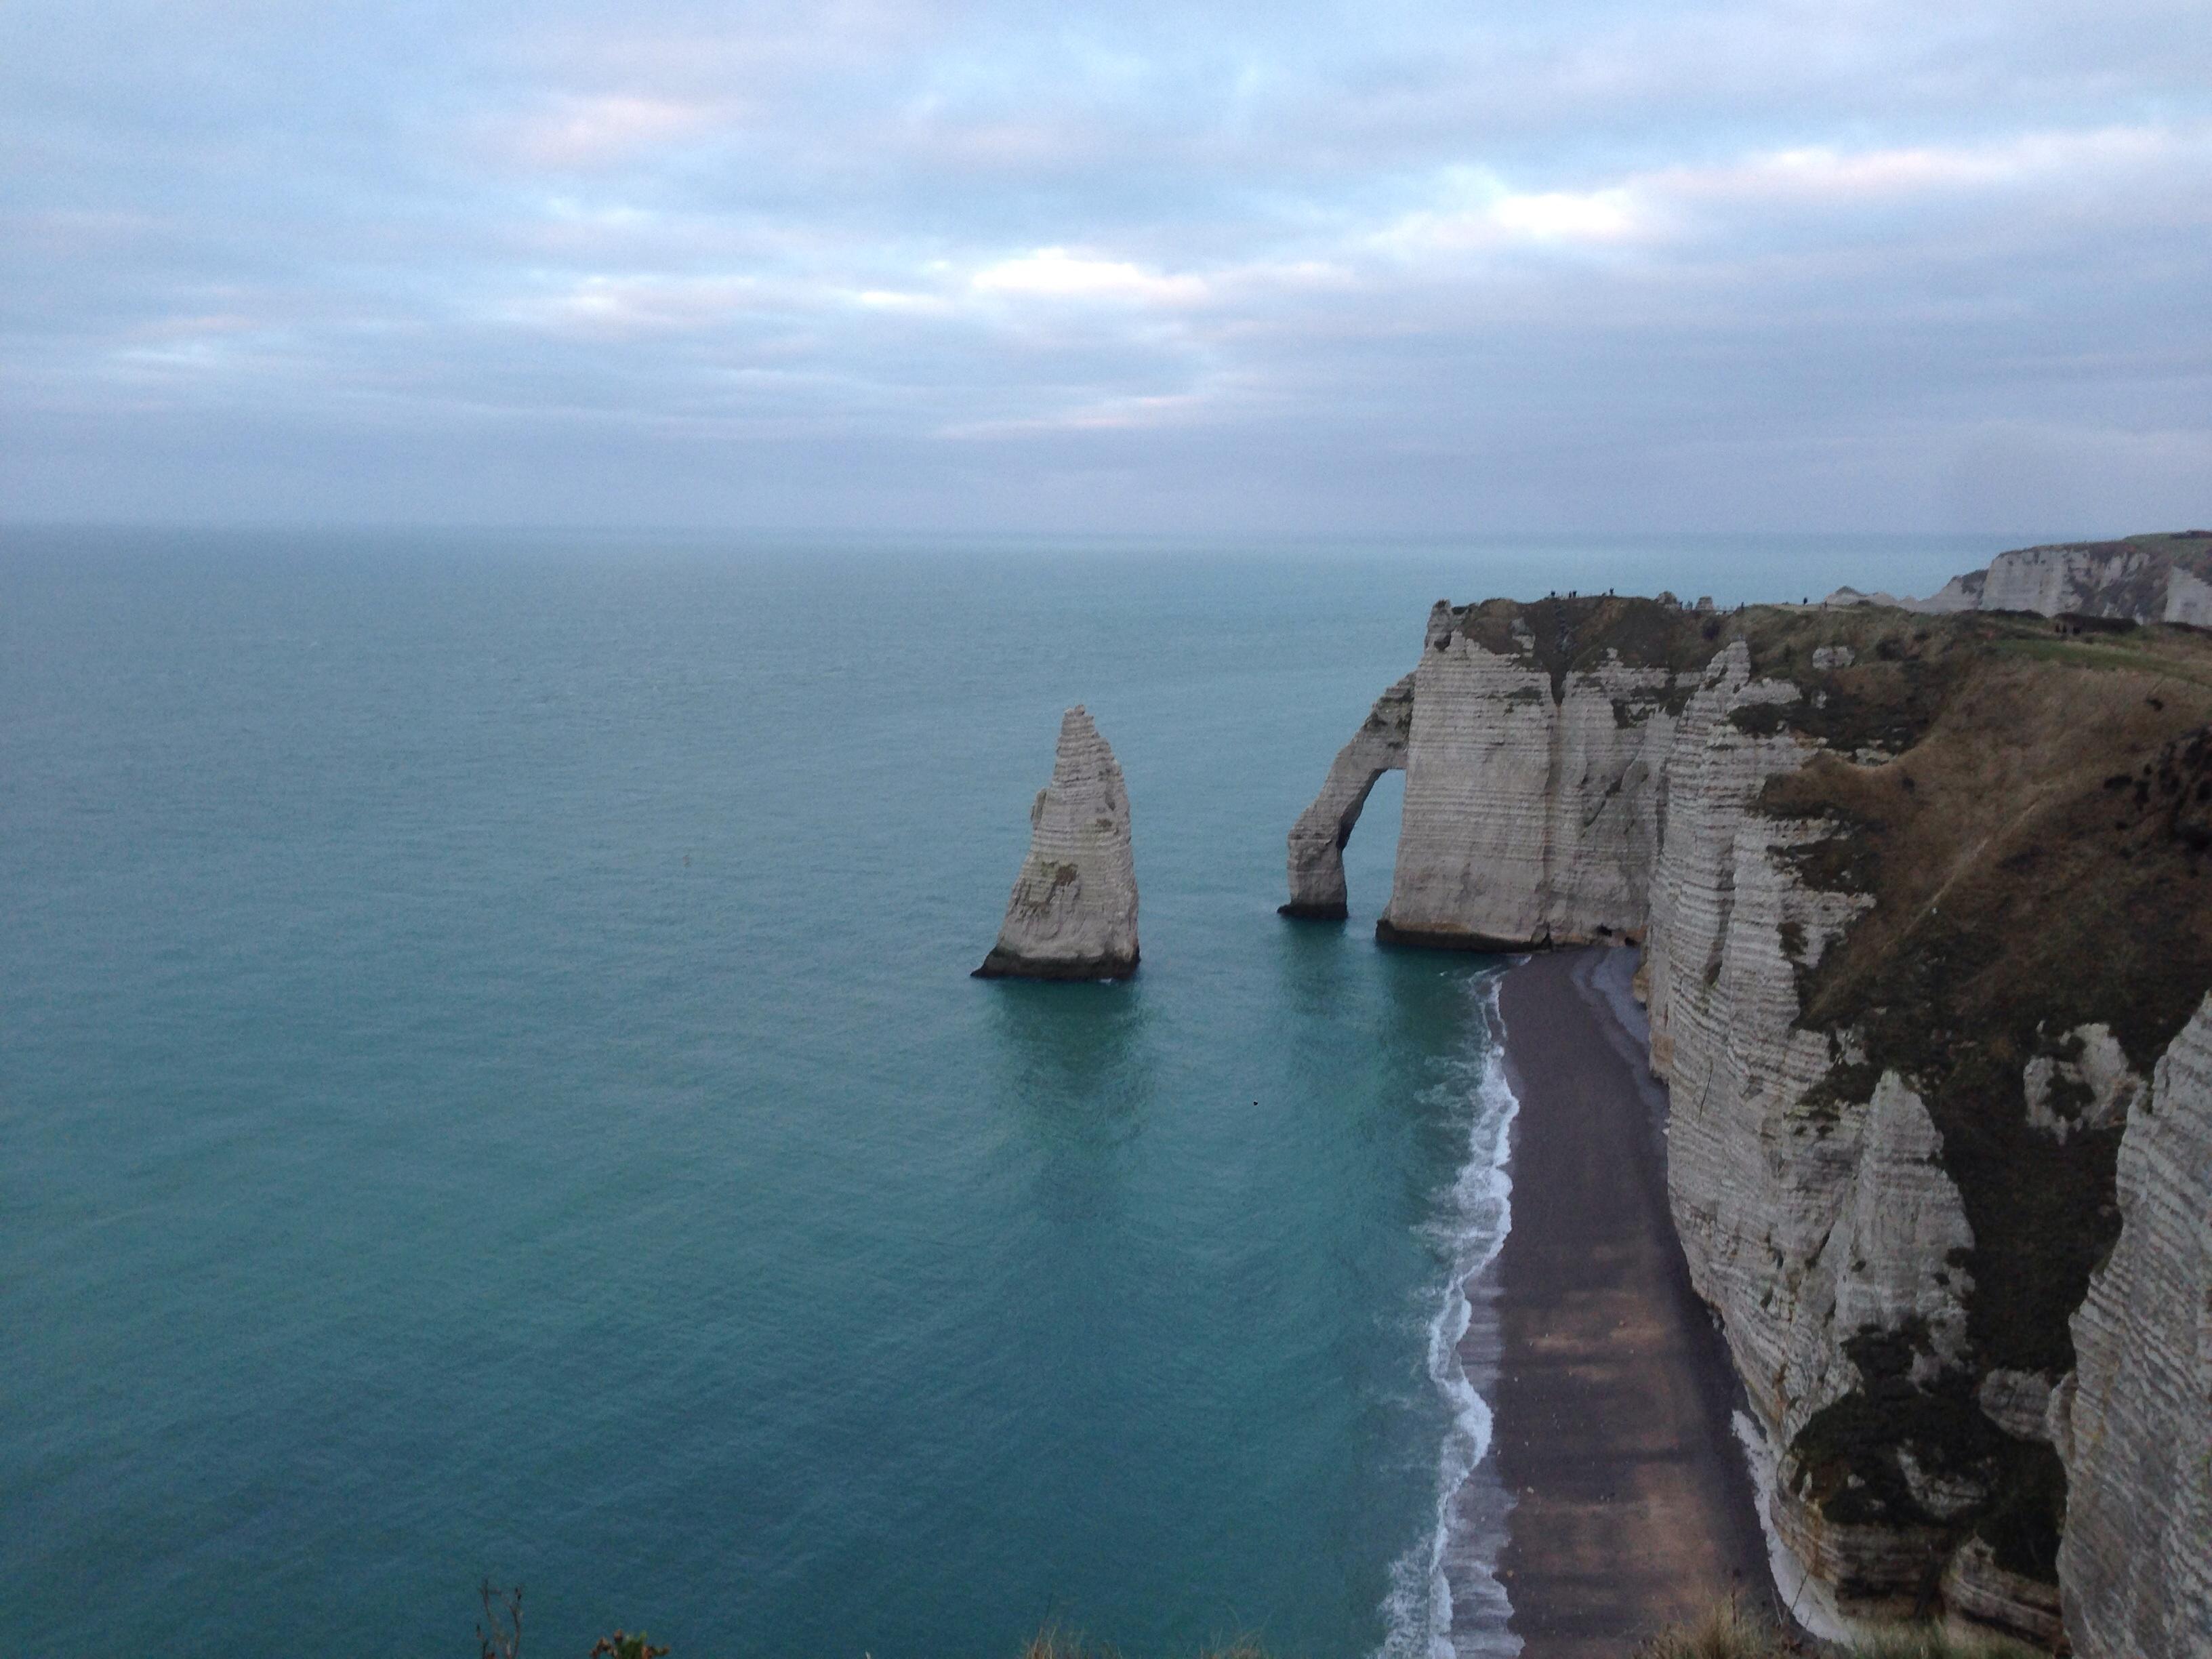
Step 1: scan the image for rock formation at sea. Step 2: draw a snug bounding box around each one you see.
[1286,540,2212,1658]
[976,706,1139,981]
[1279,672,1412,920]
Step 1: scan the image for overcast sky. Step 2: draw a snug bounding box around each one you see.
[4,0,2208,533]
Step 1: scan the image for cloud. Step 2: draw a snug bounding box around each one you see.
[1374,176,1652,256]
[1370,123,2209,266]
[514,273,766,336]
[969,247,1209,307]
[0,0,2207,530]
[494,94,729,168]
[1656,123,2203,209]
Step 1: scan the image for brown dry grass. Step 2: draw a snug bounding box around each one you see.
[1634,1597,2049,1658]
[1736,618,2212,1570]
[1635,1594,1789,1658]
[1015,1599,2053,1659]
[1017,1625,1271,1659]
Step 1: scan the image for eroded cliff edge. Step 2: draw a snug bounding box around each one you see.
[1289,592,2212,1656]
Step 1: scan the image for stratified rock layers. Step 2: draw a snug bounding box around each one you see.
[1286,595,2212,1656]
[2057,995,2212,1659]
[1380,603,1677,948]
[1836,530,2212,622]
[1281,672,1412,918]
[976,706,1139,981]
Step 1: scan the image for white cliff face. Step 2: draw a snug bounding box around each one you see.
[1900,533,2212,621]
[1833,1075,1976,1379]
[1638,647,2212,1647]
[1642,645,1896,1456]
[1977,546,2157,615]
[1286,598,2212,1647]
[975,707,1139,980]
[1282,672,1412,918]
[2057,994,2212,1659]
[1376,602,1681,947]
[1635,658,2055,1631]
[2164,566,2212,626]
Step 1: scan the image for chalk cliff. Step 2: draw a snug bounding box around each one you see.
[977,707,1139,981]
[1377,599,1689,949]
[1824,529,2212,623]
[1289,596,2212,1654]
[2056,994,2212,1658]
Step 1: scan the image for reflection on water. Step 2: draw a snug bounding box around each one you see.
[983,977,1155,1150]
[1273,912,1357,1022]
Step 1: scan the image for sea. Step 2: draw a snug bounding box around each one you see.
[0,528,2022,1659]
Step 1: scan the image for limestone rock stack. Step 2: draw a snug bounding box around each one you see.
[975,707,1139,981]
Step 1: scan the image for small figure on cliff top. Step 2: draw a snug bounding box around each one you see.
[975,706,1139,981]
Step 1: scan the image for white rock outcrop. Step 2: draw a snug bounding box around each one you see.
[2022,1024,2142,1143]
[1365,601,1688,947]
[975,707,1139,980]
[1975,1369,2056,1443]
[2163,565,2212,626]
[1834,1076,1976,1378]
[1286,594,2212,1652]
[1281,672,1412,918]
[1878,533,2212,621]
[2057,994,2212,1659]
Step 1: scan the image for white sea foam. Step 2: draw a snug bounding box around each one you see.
[1376,975,1523,1659]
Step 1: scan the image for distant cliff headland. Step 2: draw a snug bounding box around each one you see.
[1286,532,2212,1658]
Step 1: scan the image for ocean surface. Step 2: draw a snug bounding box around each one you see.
[1,529,2022,1659]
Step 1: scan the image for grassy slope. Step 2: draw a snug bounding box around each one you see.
[1741,608,2212,1582]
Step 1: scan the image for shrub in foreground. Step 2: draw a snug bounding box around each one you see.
[1635,1596,2053,1659]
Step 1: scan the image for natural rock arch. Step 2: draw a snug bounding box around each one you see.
[1279,672,1414,919]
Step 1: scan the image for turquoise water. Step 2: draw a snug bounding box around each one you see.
[0,530,2018,1658]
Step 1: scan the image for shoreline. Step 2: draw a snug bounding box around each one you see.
[1462,947,1774,1658]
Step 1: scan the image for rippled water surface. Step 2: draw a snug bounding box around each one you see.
[0,529,2015,1657]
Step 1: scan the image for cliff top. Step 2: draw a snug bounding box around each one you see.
[1442,592,2212,1370]
[1996,527,2212,559]
[1387,580,2212,1602]
[1442,588,2212,701]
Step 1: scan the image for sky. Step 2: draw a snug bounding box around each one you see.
[3,0,2209,534]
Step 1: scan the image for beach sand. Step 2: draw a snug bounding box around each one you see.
[1479,947,1774,1658]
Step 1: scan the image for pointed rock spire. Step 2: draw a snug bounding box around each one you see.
[975,706,1139,980]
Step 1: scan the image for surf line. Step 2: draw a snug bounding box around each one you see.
[1378,970,1523,1659]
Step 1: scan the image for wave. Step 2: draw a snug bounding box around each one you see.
[1376,973,1523,1659]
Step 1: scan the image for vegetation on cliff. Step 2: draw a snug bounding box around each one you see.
[1748,609,2212,1582]
[1422,582,2212,1603]
[1637,1595,2043,1658]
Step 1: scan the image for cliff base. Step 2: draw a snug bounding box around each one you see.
[972,947,1139,981]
